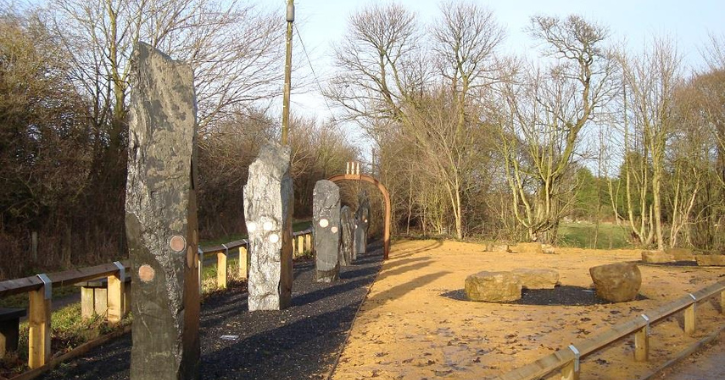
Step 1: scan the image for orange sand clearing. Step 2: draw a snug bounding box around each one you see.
[331,240,725,380]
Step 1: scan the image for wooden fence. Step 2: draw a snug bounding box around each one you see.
[496,281,725,380]
[0,228,314,369]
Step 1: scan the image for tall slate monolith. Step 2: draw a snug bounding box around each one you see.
[340,206,354,266]
[354,191,370,259]
[125,42,200,380]
[314,180,340,282]
[244,142,294,311]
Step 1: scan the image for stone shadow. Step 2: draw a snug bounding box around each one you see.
[441,286,649,306]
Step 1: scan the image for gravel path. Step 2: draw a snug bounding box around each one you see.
[39,243,383,380]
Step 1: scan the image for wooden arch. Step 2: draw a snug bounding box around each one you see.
[328,163,391,260]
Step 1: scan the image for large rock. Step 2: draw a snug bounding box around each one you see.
[314,180,341,282]
[354,191,370,260]
[589,262,641,302]
[244,142,294,311]
[512,268,559,289]
[514,242,543,254]
[125,43,200,379]
[641,250,675,264]
[666,248,694,261]
[695,254,725,266]
[465,271,522,302]
[340,206,354,266]
[486,243,511,253]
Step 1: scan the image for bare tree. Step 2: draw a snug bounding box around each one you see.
[495,15,616,243]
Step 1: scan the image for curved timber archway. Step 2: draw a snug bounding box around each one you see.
[328,163,391,260]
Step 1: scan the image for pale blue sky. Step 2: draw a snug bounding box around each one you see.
[289,0,725,123]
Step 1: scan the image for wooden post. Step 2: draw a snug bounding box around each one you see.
[305,233,312,254]
[297,235,304,256]
[107,262,125,323]
[217,250,227,289]
[560,361,579,380]
[684,303,696,336]
[634,327,649,361]
[28,281,51,369]
[720,290,724,314]
[239,246,248,280]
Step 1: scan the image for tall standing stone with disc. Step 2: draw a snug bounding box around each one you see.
[340,206,354,266]
[125,43,200,380]
[314,180,341,282]
[354,191,370,259]
[244,142,294,311]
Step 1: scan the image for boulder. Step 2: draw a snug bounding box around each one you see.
[465,271,522,302]
[666,248,694,261]
[514,242,543,254]
[589,262,641,302]
[486,244,511,253]
[542,244,556,254]
[641,250,675,264]
[512,268,560,289]
[695,254,725,266]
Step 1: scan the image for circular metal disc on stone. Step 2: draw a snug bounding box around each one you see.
[139,264,155,283]
[319,218,329,228]
[263,221,274,231]
[269,234,280,243]
[331,226,338,234]
[169,235,186,252]
[247,222,257,232]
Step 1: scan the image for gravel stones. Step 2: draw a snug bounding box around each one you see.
[589,262,642,302]
[465,271,522,302]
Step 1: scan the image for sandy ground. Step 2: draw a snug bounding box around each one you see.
[331,240,725,380]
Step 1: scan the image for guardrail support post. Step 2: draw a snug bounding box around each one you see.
[107,262,125,323]
[560,361,579,380]
[635,314,650,362]
[720,290,724,314]
[684,304,696,336]
[28,275,51,369]
[217,246,227,289]
[239,246,248,280]
[297,235,304,256]
[305,233,312,255]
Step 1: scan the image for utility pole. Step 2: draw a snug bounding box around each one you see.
[281,0,294,145]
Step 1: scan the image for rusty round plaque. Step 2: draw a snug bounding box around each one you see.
[169,235,186,252]
[331,226,338,234]
[139,264,155,283]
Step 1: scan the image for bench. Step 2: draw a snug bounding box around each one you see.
[75,274,131,320]
[0,307,26,357]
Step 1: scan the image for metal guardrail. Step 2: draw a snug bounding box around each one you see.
[0,227,315,370]
[496,281,725,380]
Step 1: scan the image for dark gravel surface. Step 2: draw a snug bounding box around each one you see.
[39,244,384,380]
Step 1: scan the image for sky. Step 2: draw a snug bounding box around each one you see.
[287,0,725,127]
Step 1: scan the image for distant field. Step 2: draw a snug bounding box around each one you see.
[557,222,633,249]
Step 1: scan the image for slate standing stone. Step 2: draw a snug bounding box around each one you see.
[354,191,370,259]
[313,180,341,282]
[125,42,200,380]
[244,142,294,311]
[340,206,354,266]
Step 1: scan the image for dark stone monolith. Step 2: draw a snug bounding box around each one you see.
[340,206,354,266]
[354,191,370,259]
[125,42,200,380]
[314,180,340,282]
[244,142,294,311]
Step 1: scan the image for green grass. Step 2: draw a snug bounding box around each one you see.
[557,222,633,249]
